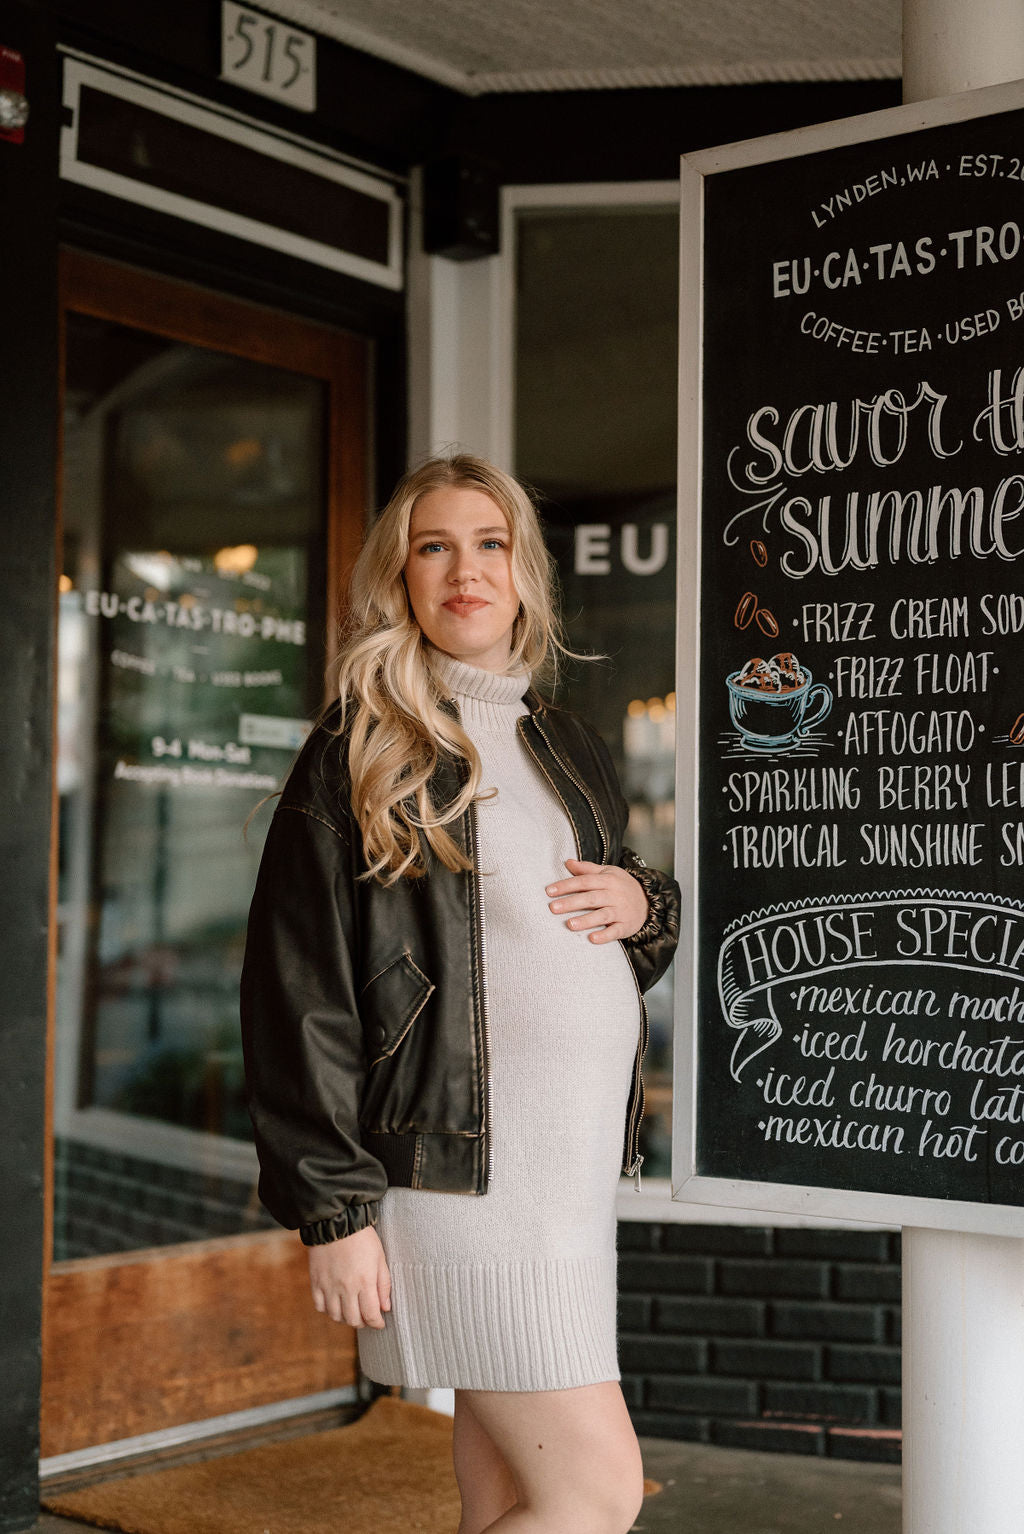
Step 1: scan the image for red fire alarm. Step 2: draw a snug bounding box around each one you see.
[0,44,28,145]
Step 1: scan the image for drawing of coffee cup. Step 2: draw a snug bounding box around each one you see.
[726,665,832,753]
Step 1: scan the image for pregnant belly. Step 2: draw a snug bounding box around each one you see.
[485,938,641,1115]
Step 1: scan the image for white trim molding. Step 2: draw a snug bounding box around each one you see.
[60,50,404,289]
[618,1177,895,1229]
[57,1105,259,1182]
[39,1387,358,1479]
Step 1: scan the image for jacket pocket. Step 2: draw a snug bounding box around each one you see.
[361,952,435,1065]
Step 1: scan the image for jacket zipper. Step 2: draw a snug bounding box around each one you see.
[467,797,493,1192]
[624,967,649,1191]
[450,695,493,1195]
[517,720,583,858]
[519,713,647,1189]
[530,714,609,863]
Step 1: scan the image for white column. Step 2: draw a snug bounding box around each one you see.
[902,0,1024,103]
[406,168,511,469]
[902,1229,1024,1533]
[901,8,1024,1532]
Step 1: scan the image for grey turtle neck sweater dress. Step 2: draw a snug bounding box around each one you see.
[357,653,642,1391]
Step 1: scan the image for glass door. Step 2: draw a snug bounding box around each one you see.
[43,250,369,1458]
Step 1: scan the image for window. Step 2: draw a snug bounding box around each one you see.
[513,195,679,1178]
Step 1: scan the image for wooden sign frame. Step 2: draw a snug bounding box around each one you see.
[673,77,1024,1235]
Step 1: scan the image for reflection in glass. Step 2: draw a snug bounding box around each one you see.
[516,206,679,1178]
[55,312,326,1258]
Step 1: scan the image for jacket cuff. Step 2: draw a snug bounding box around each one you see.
[619,848,673,946]
[299,1199,381,1247]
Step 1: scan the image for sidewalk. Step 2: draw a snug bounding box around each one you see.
[35,1433,901,1533]
[632,1435,900,1532]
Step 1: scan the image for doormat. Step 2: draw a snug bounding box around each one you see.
[42,1397,459,1534]
[42,1395,663,1534]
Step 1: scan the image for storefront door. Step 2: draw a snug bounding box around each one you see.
[42,250,370,1458]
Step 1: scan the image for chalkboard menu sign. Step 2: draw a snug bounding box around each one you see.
[675,81,1024,1233]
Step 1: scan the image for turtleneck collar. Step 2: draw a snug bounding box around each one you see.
[431,647,532,719]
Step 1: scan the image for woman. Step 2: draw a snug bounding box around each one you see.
[240,452,680,1534]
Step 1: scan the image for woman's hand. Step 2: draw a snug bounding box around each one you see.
[546,858,650,943]
[308,1224,392,1328]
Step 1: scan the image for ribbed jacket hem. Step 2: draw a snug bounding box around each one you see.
[357,1255,620,1391]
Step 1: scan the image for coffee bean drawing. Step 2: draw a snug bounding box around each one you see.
[734,592,757,630]
[756,608,780,638]
[750,539,768,567]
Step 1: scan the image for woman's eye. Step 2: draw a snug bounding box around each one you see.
[419,542,444,554]
[482,539,506,550]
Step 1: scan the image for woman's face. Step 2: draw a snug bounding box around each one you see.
[404,486,520,671]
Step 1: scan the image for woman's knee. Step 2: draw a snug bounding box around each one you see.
[536,1470,644,1534]
[616,1464,647,1530]
[558,1397,644,1531]
[586,1438,645,1529]
[459,1382,644,1531]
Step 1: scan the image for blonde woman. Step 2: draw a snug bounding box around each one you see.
[240,452,680,1534]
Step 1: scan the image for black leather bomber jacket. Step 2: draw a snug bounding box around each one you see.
[239,683,682,1247]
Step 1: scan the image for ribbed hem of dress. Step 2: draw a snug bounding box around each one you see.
[357,1256,620,1391]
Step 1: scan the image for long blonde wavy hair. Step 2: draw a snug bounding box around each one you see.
[325,452,578,884]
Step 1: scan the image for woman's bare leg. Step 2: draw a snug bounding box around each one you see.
[456,1381,644,1534]
[452,1390,520,1534]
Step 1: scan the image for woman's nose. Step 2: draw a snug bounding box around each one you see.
[449,545,480,582]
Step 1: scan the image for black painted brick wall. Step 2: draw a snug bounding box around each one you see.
[617,1222,902,1464]
[54,1139,275,1259]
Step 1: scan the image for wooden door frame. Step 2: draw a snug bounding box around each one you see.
[43,249,369,1458]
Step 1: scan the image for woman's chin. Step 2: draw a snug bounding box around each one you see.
[424,625,514,671]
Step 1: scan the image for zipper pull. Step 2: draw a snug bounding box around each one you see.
[633,1155,644,1193]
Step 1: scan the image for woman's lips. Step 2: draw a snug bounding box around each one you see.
[443,596,488,614]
